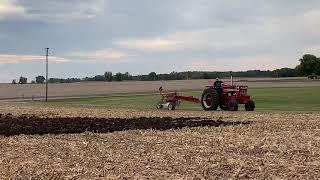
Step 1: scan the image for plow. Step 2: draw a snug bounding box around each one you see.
[157,79,255,111]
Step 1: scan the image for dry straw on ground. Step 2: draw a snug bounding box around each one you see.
[0,104,319,179]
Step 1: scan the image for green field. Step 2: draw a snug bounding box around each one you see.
[43,87,320,112]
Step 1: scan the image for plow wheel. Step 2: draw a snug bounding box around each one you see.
[201,88,219,111]
[245,100,255,111]
[228,99,239,111]
[156,102,163,109]
[168,102,176,110]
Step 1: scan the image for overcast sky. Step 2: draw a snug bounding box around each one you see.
[0,0,320,82]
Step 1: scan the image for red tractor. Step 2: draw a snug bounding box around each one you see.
[157,82,255,111]
[201,84,255,111]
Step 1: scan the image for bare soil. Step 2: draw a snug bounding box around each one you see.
[0,114,250,136]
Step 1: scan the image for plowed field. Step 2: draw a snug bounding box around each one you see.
[0,104,319,179]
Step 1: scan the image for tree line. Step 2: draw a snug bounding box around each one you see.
[13,54,320,84]
[296,54,320,79]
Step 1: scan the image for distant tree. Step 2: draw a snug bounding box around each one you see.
[127,72,133,80]
[190,71,203,79]
[12,79,17,84]
[296,54,320,76]
[94,75,105,81]
[316,60,320,76]
[122,72,132,80]
[48,78,55,83]
[83,77,94,81]
[186,71,193,80]
[202,72,210,79]
[31,80,36,84]
[169,71,178,80]
[148,72,157,81]
[104,72,113,82]
[274,68,298,77]
[19,76,27,84]
[36,75,45,84]
[114,72,123,81]
[48,77,81,83]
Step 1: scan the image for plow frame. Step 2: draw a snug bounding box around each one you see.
[157,91,200,110]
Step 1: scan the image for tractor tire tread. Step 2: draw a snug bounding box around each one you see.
[201,88,219,111]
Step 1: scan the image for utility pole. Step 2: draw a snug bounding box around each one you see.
[45,48,49,102]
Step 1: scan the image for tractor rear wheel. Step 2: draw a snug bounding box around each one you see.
[168,102,176,110]
[245,100,255,111]
[201,88,219,111]
[228,100,238,111]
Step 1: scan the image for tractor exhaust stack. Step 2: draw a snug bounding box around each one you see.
[230,71,233,86]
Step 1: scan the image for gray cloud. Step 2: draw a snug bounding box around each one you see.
[15,0,107,21]
[1,0,320,82]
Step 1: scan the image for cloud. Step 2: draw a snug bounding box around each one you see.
[161,7,320,57]
[14,0,107,22]
[116,38,183,51]
[113,6,320,56]
[0,0,24,17]
[0,54,69,64]
[70,49,135,62]
[1,0,320,82]
[182,54,296,72]
[299,45,320,58]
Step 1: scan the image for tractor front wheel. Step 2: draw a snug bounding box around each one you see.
[245,100,255,111]
[201,88,219,111]
[228,100,239,111]
[219,104,228,111]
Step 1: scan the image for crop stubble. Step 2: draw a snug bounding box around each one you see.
[0,104,319,179]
